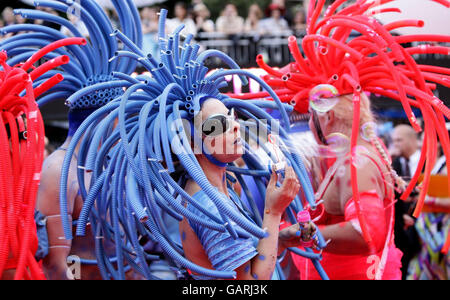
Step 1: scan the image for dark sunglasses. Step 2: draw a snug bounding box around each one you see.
[201,108,237,137]
[311,110,328,146]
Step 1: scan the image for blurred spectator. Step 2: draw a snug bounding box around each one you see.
[258,3,290,35]
[166,2,197,37]
[0,19,6,42]
[244,4,263,33]
[61,14,89,37]
[216,4,244,35]
[104,8,120,29]
[392,124,421,176]
[15,13,27,25]
[2,7,15,26]
[36,7,61,30]
[193,3,215,34]
[267,0,293,26]
[407,126,450,280]
[189,0,205,10]
[141,6,160,58]
[391,124,422,279]
[292,7,307,36]
[1,7,29,37]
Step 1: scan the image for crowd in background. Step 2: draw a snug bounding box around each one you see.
[162,1,307,37]
[385,123,449,280]
[0,1,308,59]
[143,1,307,58]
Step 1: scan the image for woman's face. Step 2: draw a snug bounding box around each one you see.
[295,11,306,24]
[308,108,329,145]
[308,86,343,144]
[249,5,260,17]
[199,99,243,163]
[175,5,187,19]
[224,4,237,17]
[271,9,281,19]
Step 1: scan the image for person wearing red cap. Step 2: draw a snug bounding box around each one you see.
[258,3,290,35]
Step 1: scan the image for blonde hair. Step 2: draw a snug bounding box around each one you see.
[331,93,406,191]
[330,93,373,134]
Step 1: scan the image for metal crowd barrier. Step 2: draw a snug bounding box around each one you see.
[196,31,299,68]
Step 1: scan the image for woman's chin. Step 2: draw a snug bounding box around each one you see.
[217,150,244,164]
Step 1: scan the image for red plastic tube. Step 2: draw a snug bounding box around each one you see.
[324,0,349,18]
[367,0,397,9]
[292,90,311,113]
[243,0,450,224]
[349,91,376,253]
[303,35,364,61]
[264,78,287,89]
[418,64,450,75]
[288,72,322,85]
[0,72,29,102]
[0,118,12,276]
[0,38,81,280]
[287,36,316,77]
[227,88,293,100]
[368,8,402,15]
[363,87,420,108]
[326,15,404,61]
[29,55,69,81]
[442,235,450,255]
[256,55,284,78]
[21,37,86,72]
[13,83,41,280]
[412,106,437,218]
[384,20,425,32]
[319,18,387,53]
[307,0,326,34]
[395,34,450,44]
[432,0,450,7]
[337,2,373,17]
[34,74,65,98]
[351,39,422,132]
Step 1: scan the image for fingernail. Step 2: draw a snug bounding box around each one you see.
[296,231,301,237]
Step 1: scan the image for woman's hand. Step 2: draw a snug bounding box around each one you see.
[278,223,301,254]
[265,166,300,216]
[278,222,318,255]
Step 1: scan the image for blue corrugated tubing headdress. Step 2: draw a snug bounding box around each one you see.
[57,9,329,280]
[0,0,142,111]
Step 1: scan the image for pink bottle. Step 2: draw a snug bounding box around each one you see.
[297,210,315,248]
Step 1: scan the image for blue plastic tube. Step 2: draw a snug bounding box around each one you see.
[55,6,329,280]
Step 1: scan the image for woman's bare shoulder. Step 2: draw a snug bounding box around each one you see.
[41,150,67,175]
[184,179,202,197]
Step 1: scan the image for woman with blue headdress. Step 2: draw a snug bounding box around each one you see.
[179,97,301,279]
[57,8,328,280]
[0,0,142,279]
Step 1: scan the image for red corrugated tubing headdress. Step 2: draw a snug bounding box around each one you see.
[0,38,85,280]
[233,0,450,254]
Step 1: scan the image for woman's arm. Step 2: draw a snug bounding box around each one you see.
[36,155,75,280]
[235,167,300,280]
[277,221,369,255]
[425,196,450,209]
